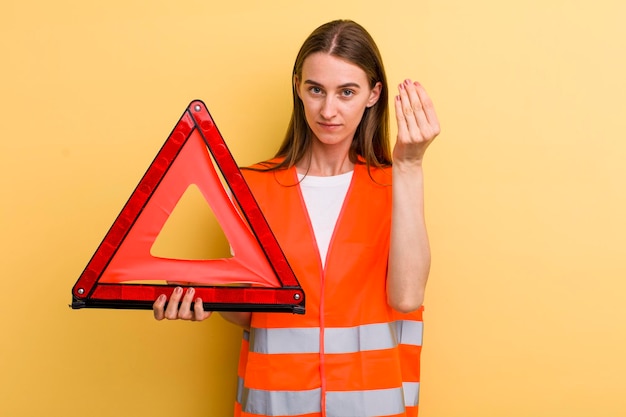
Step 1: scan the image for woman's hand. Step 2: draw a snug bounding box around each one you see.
[152,286,212,321]
[393,79,440,165]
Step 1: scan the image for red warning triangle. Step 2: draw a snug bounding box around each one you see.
[71,100,304,314]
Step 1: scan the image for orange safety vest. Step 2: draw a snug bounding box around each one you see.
[235,161,424,417]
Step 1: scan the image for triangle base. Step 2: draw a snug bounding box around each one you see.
[71,284,304,314]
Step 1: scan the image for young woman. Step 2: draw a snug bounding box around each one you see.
[154,19,440,417]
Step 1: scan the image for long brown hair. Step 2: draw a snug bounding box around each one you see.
[264,20,391,171]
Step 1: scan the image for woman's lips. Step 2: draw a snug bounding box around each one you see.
[318,122,341,130]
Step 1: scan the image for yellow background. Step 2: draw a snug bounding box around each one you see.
[1,0,625,416]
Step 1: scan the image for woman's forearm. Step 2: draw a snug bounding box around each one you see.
[387,162,431,313]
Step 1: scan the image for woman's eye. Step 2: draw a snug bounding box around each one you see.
[310,87,322,94]
[342,89,355,97]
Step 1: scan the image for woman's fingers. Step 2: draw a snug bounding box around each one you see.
[153,287,212,322]
[153,293,167,320]
[398,79,430,141]
[176,287,196,320]
[414,82,440,132]
[193,298,213,321]
[163,286,184,320]
[394,90,410,140]
[398,80,440,141]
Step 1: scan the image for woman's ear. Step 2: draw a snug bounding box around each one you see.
[366,81,382,108]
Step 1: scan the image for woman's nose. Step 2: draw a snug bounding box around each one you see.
[320,97,337,119]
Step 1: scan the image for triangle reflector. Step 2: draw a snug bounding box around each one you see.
[71,100,305,314]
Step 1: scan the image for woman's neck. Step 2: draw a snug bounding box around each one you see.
[296,147,354,176]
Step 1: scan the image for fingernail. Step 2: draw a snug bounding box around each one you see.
[404,79,411,85]
[175,287,182,294]
[188,287,195,296]
[158,294,166,302]
[398,83,404,90]
[414,81,421,86]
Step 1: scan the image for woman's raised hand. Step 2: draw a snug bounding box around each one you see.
[393,79,441,165]
[152,286,213,321]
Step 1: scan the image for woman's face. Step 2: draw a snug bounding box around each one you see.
[296,52,381,152]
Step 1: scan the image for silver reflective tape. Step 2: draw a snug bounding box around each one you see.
[238,385,321,416]
[326,387,406,417]
[324,322,397,353]
[395,320,423,347]
[249,320,422,355]
[236,380,417,416]
[237,376,244,404]
[403,381,420,406]
[250,327,319,354]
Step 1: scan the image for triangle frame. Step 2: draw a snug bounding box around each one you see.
[71,100,305,314]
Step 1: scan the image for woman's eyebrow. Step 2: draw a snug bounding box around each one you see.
[303,79,362,89]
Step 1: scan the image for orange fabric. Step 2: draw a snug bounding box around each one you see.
[235,162,423,417]
[323,350,404,390]
[237,337,249,378]
[243,352,322,390]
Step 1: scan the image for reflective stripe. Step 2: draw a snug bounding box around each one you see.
[249,320,422,354]
[326,387,406,417]
[237,380,411,417]
[403,382,420,407]
[237,380,321,416]
[325,322,397,353]
[237,376,244,404]
[395,320,424,346]
[250,327,319,354]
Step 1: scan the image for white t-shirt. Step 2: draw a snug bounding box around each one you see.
[297,171,353,267]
